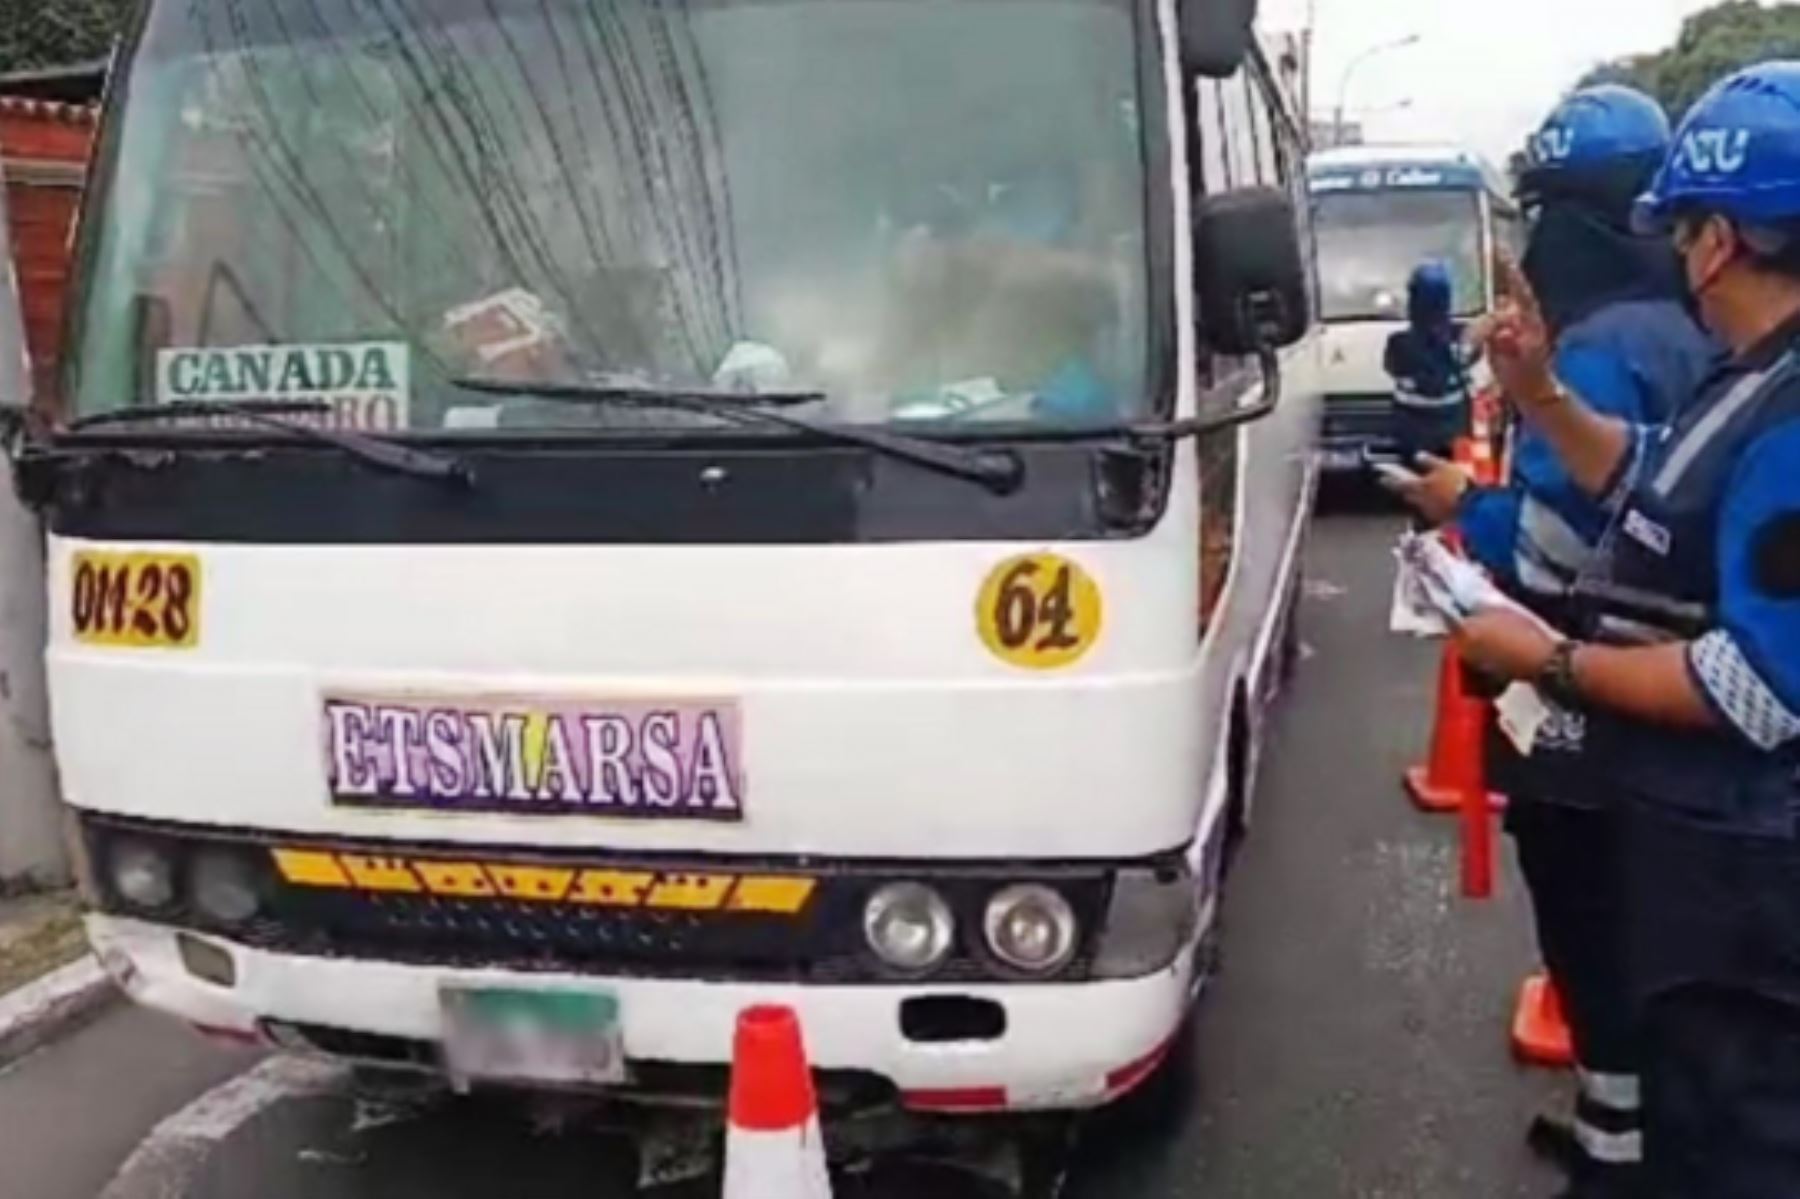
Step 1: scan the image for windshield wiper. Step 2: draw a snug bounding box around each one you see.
[453,376,1023,492]
[65,401,472,485]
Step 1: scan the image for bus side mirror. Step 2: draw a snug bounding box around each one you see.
[1194,186,1311,356]
[1180,0,1258,79]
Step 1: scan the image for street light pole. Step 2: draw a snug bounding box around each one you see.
[1302,0,1317,144]
[1333,34,1420,145]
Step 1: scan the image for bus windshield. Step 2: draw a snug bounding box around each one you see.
[1312,189,1485,323]
[68,0,1153,434]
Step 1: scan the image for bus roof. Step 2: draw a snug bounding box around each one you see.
[1306,143,1513,202]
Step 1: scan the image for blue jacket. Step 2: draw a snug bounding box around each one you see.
[1383,323,1473,408]
[1458,299,1715,612]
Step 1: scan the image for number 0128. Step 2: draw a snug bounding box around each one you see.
[69,552,201,649]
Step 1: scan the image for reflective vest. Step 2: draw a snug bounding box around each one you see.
[1576,328,1800,837]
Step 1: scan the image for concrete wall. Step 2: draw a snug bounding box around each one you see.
[0,97,91,886]
[0,449,60,886]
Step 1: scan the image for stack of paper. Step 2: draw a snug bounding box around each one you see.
[1389,532,1561,638]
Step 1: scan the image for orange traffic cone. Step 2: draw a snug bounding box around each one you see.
[1473,385,1505,436]
[1463,390,1499,484]
[1512,973,1575,1067]
[1470,435,1501,486]
[1404,640,1502,815]
[724,1005,834,1199]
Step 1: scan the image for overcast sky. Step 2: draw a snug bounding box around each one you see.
[1263,0,1724,164]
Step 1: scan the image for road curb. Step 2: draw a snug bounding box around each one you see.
[99,1057,348,1199]
[0,954,116,1068]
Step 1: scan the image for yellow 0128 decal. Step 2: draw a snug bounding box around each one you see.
[70,551,201,649]
[976,553,1103,669]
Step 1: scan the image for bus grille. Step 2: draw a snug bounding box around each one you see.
[80,817,1109,986]
[1321,394,1398,445]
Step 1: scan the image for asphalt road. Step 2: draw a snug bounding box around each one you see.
[0,506,1566,1199]
[1064,499,1562,1199]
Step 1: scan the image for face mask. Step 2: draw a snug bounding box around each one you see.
[1675,223,1732,332]
[1521,202,1670,335]
[1675,244,1705,325]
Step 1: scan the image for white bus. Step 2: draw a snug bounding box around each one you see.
[24,0,1320,1123]
[1307,144,1520,468]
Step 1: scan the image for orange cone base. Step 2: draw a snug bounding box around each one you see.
[1512,974,1574,1068]
[1403,766,1504,814]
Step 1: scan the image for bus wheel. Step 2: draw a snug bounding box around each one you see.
[1277,580,1303,686]
[1221,697,1252,875]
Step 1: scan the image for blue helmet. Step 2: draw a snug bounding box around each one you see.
[1521,84,1671,209]
[1634,61,1800,235]
[1407,261,1453,326]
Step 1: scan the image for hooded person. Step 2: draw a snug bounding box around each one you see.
[1387,83,1717,1199]
[1382,260,1477,461]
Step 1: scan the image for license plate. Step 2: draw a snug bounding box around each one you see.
[1318,447,1363,470]
[441,986,627,1087]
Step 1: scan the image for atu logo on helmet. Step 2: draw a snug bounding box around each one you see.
[1674,128,1752,176]
[1533,127,1575,164]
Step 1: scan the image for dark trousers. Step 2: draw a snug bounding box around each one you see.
[1642,985,1800,1198]
[1624,808,1800,1199]
[1510,798,1642,1181]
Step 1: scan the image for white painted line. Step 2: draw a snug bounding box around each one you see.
[99,1056,350,1199]
[0,954,115,1067]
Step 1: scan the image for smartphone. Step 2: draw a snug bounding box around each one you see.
[1373,461,1422,487]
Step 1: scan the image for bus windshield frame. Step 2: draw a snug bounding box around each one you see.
[62,0,1173,441]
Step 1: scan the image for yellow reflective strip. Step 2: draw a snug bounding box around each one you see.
[486,865,576,902]
[412,861,497,898]
[272,849,351,889]
[568,870,656,907]
[726,876,816,915]
[646,874,734,911]
[338,855,424,893]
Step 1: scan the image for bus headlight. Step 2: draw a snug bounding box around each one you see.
[863,882,955,974]
[109,840,176,911]
[191,849,262,925]
[1091,866,1197,980]
[984,885,1078,975]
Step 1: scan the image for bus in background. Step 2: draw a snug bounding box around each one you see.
[1306,144,1520,470]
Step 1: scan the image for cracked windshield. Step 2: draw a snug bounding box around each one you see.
[71,0,1150,432]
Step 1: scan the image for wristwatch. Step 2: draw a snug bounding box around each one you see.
[1536,640,1584,708]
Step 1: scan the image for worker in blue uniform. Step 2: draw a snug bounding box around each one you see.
[1390,84,1714,1198]
[1383,261,1478,462]
[1456,61,1800,1198]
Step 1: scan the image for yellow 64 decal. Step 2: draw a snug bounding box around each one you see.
[70,552,201,649]
[977,554,1103,669]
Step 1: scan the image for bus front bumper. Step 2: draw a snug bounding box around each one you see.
[1319,393,1402,470]
[87,914,1195,1113]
